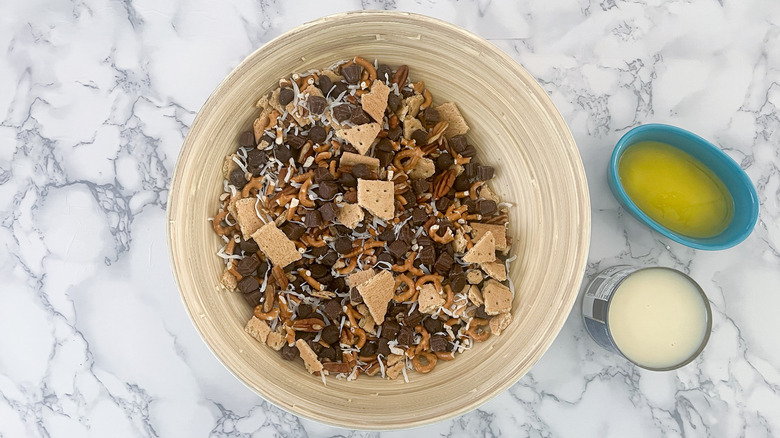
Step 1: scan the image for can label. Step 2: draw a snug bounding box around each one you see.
[581,265,641,354]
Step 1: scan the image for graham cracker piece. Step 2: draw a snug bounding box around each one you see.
[255,92,271,111]
[418,283,445,314]
[234,197,265,240]
[387,361,405,380]
[407,157,435,179]
[481,261,507,281]
[253,112,270,145]
[251,221,302,268]
[356,304,377,335]
[340,152,380,170]
[337,203,364,229]
[402,116,424,140]
[479,186,499,203]
[266,328,285,351]
[470,223,509,251]
[221,267,238,292]
[435,102,469,137]
[453,229,468,254]
[222,154,237,180]
[467,285,484,306]
[482,279,513,315]
[336,122,381,155]
[349,268,376,288]
[295,339,324,374]
[357,179,394,220]
[397,94,424,119]
[245,317,271,344]
[462,231,496,264]
[357,270,395,324]
[361,80,391,122]
[489,312,512,336]
[466,269,484,285]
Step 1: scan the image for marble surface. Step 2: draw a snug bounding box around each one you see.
[2,0,779,436]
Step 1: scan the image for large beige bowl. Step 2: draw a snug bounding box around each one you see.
[167,11,590,429]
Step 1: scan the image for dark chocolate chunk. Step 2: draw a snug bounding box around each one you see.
[323,299,343,321]
[332,82,348,99]
[400,87,415,98]
[430,334,449,352]
[398,224,414,243]
[304,210,323,228]
[308,125,327,144]
[287,134,307,150]
[375,138,393,152]
[308,264,330,279]
[321,324,340,345]
[320,202,339,223]
[237,276,260,293]
[388,303,410,318]
[280,343,299,360]
[453,173,470,191]
[317,75,333,95]
[388,240,410,260]
[377,252,394,265]
[376,150,393,168]
[412,207,428,226]
[278,87,294,106]
[404,308,424,327]
[229,168,246,189]
[434,251,454,275]
[476,165,495,181]
[475,305,490,319]
[297,304,313,319]
[319,347,337,362]
[332,224,351,236]
[318,180,339,199]
[359,341,378,357]
[338,172,357,188]
[350,287,363,305]
[464,162,478,179]
[350,163,372,179]
[350,107,371,125]
[397,326,414,346]
[239,238,260,254]
[378,227,395,241]
[461,144,477,158]
[376,64,393,82]
[411,179,430,195]
[450,135,467,153]
[313,166,335,183]
[464,199,479,214]
[419,244,436,266]
[332,104,352,122]
[423,107,440,125]
[308,96,327,115]
[334,237,353,255]
[387,92,401,112]
[342,190,358,203]
[387,125,403,141]
[402,189,416,206]
[330,276,347,293]
[239,130,255,147]
[243,289,263,307]
[341,64,362,84]
[411,129,428,146]
[261,133,275,145]
[246,148,267,169]
[237,254,261,276]
[377,338,391,357]
[310,245,329,258]
[423,317,444,335]
[478,200,497,216]
[275,145,292,163]
[450,273,467,293]
[436,153,454,172]
[381,319,400,340]
[435,196,452,212]
[281,222,305,241]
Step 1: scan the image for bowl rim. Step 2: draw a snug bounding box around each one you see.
[608,123,759,250]
[166,10,591,429]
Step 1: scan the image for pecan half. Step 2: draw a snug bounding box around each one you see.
[432,169,457,199]
[291,318,326,332]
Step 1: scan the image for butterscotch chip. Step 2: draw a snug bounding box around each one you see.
[387,361,405,380]
[407,157,436,179]
[251,221,302,268]
[245,317,271,344]
[462,231,496,264]
[402,116,424,140]
[466,269,484,285]
[435,102,469,137]
[361,80,391,122]
[337,203,364,229]
[357,179,394,220]
[357,270,395,324]
[470,223,509,251]
[467,284,484,306]
[481,261,507,281]
[296,339,324,374]
[340,152,380,170]
[418,283,444,314]
[482,279,513,315]
[336,122,381,155]
[266,329,285,351]
[489,312,512,336]
[234,197,265,240]
[221,267,238,292]
[349,268,376,288]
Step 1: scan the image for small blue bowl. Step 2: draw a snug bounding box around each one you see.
[608,124,759,250]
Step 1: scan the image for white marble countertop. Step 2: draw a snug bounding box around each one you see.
[2,0,779,436]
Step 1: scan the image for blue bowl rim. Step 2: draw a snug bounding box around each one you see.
[609,123,759,250]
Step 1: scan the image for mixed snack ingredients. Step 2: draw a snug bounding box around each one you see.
[213,57,515,381]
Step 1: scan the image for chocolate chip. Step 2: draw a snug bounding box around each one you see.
[280,343,299,360]
[360,342,378,357]
[320,202,339,223]
[237,276,260,293]
[338,172,357,188]
[388,303,410,318]
[450,273,467,293]
[404,308,424,327]
[377,252,394,265]
[279,87,294,106]
[343,190,358,203]
[387,93,401,112]
[434,251,454,275]
[435,196,451,212]
[423,107,440,125]
[375,138,392,152]
[401,87,415,98]
[387,125,403,141]
[323,299,343,321]
[477,165,495,181]
[313,167,334,183]
[321,250,338,265]
[243,289,263,307]
[388,240,410,260]
[376,150,393,168]
[308,264,329,280]
[350,107,371,125]
[310,245,328,258]
[475,305,490,319]
[239,238,260,254]
[377,338,391,357]
[402,189,416,206]
[411,179,430,195]
[464,162,478,179]
[281,222,305,240]
[308,125,327,144]
[297,303,313,319]
[246,148,267,168]
[450,135,467,153]
[334,237,353,255]
[382,320,400,340]
[351,164,372,179]
[461,144,477,158]
[423,317,444,334]
[430,334,449,352]
[411,129,428,146]
[478,200,497,216]
[330,276,347,293]
[397,326,414,345]
[239,130,255,147]
[349,287,363,305]
[436,153,454,172]
[409,208,427,227]
[304,210,323,228]
[275,145,292,163]
[464,199,478,214]
[308,96,327,115]
[287,134,307,150]
[419,244,436,266]
[332,82,348,99]
[398,224,414,243]
[318,180,339,199]
[341,64,362,84]
[319,347,337,362]
[378,227,395,241]
[332,104,352,122]
[321,324,340,345]
[453,173,470,191]
[229,168,246,189]
[237,255,261,277]
[377,64,393,82]
[317,75,333,95]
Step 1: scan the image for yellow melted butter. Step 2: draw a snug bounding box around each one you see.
[618,141,734,238]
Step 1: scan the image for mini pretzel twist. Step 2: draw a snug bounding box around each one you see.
[393,147,424,173]
[414,325,430,355]
[337,257,357,275]
[298,269,324,291]
[393,274,416,302]
[253,306,280,321]
[272,265,288,290]
[391,251,418,274]
[428,224,455,244]
[212,211,235,236]
[411,351,437,374]
[298,177,315,208]
[241,177,265,198]
[465,318,490,342]
[420,89,433,110]
[353,56,377,84]
[415,274,443,292]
